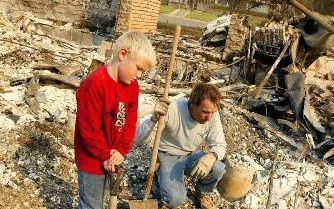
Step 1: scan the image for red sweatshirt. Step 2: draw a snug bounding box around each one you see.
[74,66,139,174]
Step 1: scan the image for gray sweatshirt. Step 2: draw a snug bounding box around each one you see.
[135,98,226,160]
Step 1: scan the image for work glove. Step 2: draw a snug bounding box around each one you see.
[190,152,217,179]
[151,97,170,123]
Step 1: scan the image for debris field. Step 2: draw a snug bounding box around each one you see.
[0,4,333,209]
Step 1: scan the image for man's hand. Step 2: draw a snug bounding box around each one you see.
[190,153,217,179]
[151,97,170,123]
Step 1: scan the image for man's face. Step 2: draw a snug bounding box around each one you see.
[118,57,150,85]
[189,98,218,124]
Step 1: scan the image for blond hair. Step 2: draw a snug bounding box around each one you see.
[113,31,157,69]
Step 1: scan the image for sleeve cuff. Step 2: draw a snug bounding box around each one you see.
[113,146,127,157]
[209,148,225,161]
[100,148,110,162]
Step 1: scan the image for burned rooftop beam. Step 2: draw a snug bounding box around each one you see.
[288,0,334,34]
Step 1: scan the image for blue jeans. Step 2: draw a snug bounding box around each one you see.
[77,170,110,209]
[156,151,226,208]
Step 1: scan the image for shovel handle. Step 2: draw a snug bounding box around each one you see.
[143,25,181,200]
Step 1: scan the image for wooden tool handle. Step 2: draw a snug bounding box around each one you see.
[108,164,124,209]
[109,196,117,209]
[143,25,181,200]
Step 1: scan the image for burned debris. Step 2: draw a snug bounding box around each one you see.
[197,1,334,163]
[0,0,333,209]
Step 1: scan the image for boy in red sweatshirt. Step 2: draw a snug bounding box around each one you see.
[74,31,156,209]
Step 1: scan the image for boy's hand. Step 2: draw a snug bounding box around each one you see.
[103,159,111,171]
[109,149,124,172]
[151,97,170,123]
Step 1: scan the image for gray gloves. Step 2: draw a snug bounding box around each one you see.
[191,152,217,179]
[151,97,170,123]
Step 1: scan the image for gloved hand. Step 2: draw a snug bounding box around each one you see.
[190,152,217,179]
[151,97,170,123]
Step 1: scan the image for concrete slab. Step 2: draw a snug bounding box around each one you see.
[34,23,107,47]
[81,32,94,46]
[99,40,113,61]
[92,34,107,46]
[70,30,82,45]
[54,28,72,42]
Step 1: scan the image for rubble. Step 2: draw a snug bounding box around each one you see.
[0,3,333,209]
[200,15,231,48]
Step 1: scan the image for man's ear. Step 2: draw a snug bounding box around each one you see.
[118,48,128,61]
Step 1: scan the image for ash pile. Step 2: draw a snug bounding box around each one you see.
[0,1,334,208]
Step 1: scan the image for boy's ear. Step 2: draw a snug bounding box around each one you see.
[118,48,128,61]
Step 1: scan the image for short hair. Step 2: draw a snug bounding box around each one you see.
[113,31,157,69]
[189,83,222,107]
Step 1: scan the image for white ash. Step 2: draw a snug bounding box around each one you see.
[228,153,257,170]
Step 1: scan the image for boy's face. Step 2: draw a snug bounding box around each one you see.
[118,49,151,85]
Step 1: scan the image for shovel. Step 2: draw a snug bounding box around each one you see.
[128,25,181,209]
[107,164,124,209]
